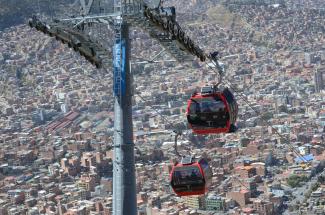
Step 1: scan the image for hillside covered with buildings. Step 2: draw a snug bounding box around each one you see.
[1,0,325,214]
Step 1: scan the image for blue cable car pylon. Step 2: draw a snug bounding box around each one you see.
[112,16,137,215]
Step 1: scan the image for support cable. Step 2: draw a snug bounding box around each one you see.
[31,0,307,163]
[48,0,54,20]
[37,0,41,16]
[140,4,309,158]
[204,59,308,163]
[141,7,308,163]
[230,175,269,203]
[135,92,191,158]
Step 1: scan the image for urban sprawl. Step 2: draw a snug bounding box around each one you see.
[1,0,325,214]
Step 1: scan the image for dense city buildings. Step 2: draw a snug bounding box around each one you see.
[1,0,325,214]
[315,67,325,93]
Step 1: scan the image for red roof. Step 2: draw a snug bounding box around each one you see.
[242,208,254,213]
[46,111,80,133]
[240,190,249,194]
[55,121,72,130]
[65,111,80,121]
[46,121,60,131]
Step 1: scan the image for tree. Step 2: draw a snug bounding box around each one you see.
[293,204,299,210]
[311,182,320,192]
[261,112,273,121]
[287,175,308,188]
[318,175,325,184]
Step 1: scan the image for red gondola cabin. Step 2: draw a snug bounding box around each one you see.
[170,156,212,196]
[186,86,238,135]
